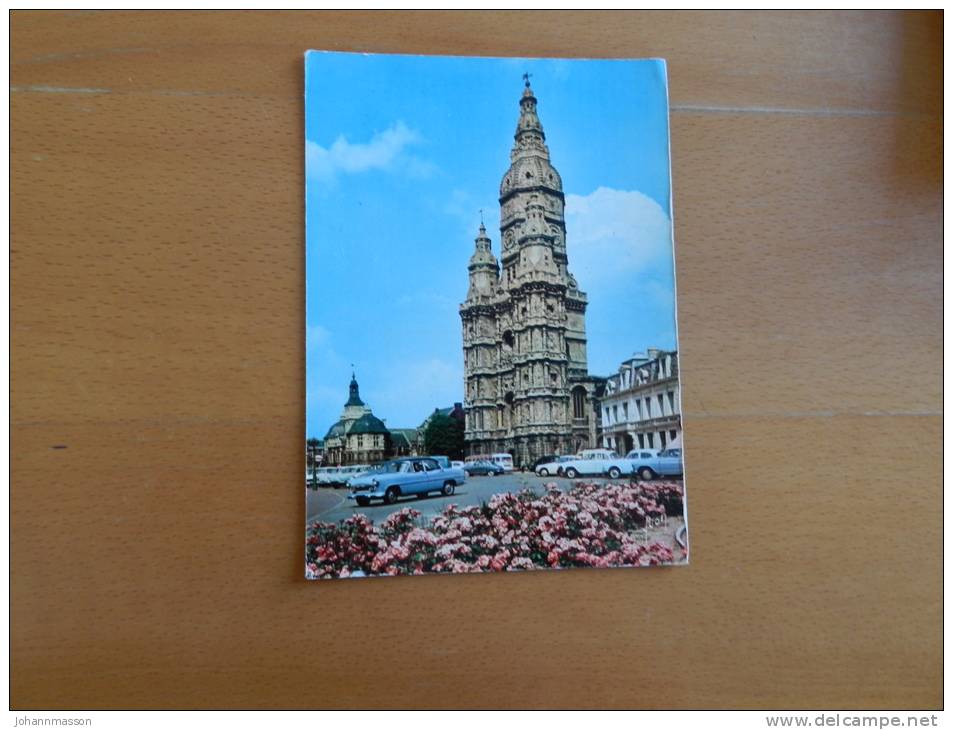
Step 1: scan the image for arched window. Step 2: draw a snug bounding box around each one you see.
[571,386,586,419]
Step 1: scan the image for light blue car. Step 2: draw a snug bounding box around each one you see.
[346,457,467,507]
[625,448,684,480]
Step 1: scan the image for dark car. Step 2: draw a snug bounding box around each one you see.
[463,460,505,476]
[529,454,558,472]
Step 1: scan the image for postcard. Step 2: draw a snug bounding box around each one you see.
[305,52,687,578]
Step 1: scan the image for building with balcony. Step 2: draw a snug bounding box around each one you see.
[599,349,681,454]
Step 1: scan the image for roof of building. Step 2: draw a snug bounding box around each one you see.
[389,427,418,440]
[419,406,452,430]
[469,222,498,269]
[324,420,346,439]
[348,412,389,435]
[388,430,413,449]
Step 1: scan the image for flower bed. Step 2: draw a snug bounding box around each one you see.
[306,481,684,579]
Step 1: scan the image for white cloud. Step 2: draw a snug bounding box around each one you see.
[372,357,463,426]
[306,324,330,351]
[306,121,434,183]
[564,187,672,287]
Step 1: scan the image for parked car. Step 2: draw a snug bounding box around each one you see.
[623,449,660,480]
[558,449,632,479]
[328,464,371,488]
[346,457,467,506]
[490,453,514,472]
[464,460,505,476]
[530,454,558,472]
[451,460,465,469]
[534,455,576,477]
[627,448,683,480]
[314,467,342,487]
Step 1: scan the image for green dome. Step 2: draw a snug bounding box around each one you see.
[349,413,389,435]
[324,420,346,439]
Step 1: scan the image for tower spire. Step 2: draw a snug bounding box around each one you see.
[346,371,364,407]
[515,76,543,142]
[471,219,493,255]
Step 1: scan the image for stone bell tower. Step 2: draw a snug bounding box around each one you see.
[460,76,598,465]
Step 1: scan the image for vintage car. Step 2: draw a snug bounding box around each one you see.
[325,464,371,488]
[623,449,660,480]
[463,460,505,476]
[533,455,576,477]
[314,467,342,486]
[638,449,684,479]
[625,448,683,480]
[558,449,632,479]
[490,453,515,472]
[346,457,467,506]
[529,454,558,472]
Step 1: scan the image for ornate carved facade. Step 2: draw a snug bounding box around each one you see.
[460,78,600,465]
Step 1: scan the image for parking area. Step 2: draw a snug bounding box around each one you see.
[307,472,683,525]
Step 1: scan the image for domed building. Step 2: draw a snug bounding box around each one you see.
[322,373,392,465]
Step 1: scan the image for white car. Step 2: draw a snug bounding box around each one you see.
[314,467,341,486]
[624,449,660,480]
[329,464,371,488]
[559,449,632,480]
[490,453,514,472]
[534,455,576,477]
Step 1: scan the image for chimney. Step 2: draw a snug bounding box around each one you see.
[647,347,660,360]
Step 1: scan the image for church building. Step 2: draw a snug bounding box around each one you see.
[460,77,601,465]
[322,373,391,466]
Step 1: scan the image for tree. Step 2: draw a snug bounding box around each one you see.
[306,438,321,484]
[423,413,464,461]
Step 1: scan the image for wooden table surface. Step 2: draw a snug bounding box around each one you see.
[11,11,942,709]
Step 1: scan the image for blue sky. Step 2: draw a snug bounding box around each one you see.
[306,53,676,438]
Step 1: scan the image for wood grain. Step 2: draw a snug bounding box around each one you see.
[10,10,942,709]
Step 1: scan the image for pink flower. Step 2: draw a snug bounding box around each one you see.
[306,479,683,576]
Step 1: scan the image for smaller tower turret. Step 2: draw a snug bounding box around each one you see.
[466,221,499,298]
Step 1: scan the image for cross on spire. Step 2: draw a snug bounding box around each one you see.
[523,72,532,87]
